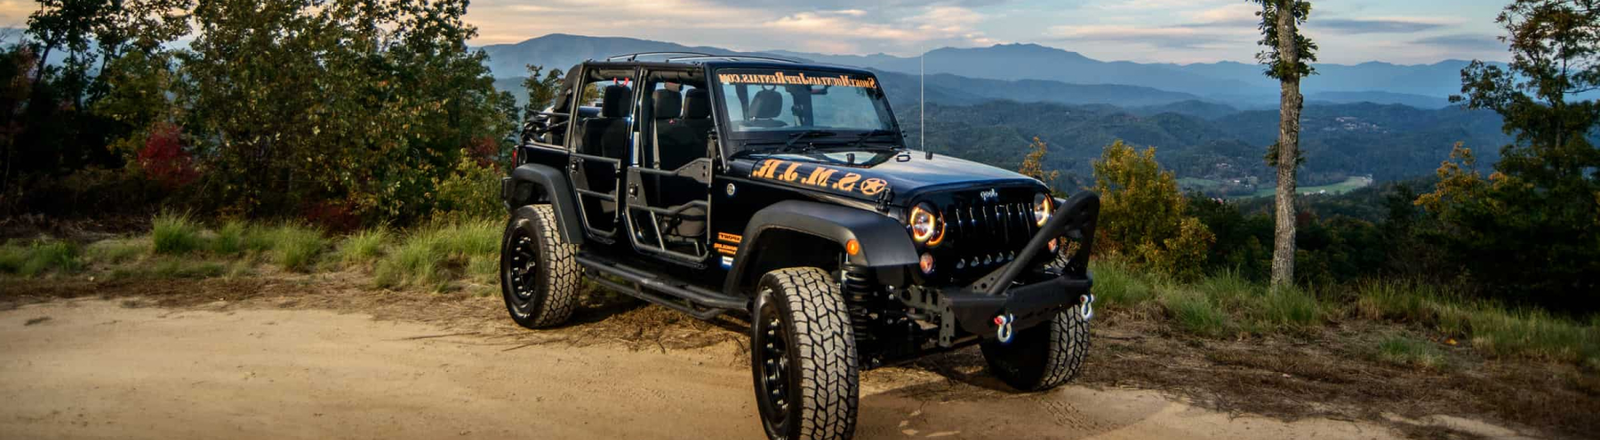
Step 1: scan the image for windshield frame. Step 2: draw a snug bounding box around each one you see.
[707,64,904,157]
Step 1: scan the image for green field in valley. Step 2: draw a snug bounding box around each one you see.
[1245,176,1373,199]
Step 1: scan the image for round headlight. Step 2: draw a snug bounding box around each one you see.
[909,202,945,245]
[1033,193,1053,227]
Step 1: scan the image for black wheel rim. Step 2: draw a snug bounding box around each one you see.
[755,289,794,433]
[506,229,540,304]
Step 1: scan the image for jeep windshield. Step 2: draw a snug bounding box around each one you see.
[713,68,900,153]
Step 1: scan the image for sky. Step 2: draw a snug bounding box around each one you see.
[0,0,1512,65]
[458,0,1512,65]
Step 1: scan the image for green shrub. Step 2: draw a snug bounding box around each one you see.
[152,212,204,255]
[1377,334,1447,369]
[431,157,506,223]
[335,229,391,266]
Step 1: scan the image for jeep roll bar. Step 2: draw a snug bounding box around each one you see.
[603,52,800,64]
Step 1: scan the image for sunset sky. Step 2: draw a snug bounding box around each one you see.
[458,0,1511,64]
[0,0,1514,65]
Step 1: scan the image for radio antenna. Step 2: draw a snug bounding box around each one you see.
[921,48,930,160]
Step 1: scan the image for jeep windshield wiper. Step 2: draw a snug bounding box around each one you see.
[783,130,838,153]
[846,129,901,150]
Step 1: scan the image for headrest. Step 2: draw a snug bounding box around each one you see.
[602,85,631,118]
[683,89,711,119]
[652,90,681,120]
[750,89,783,119]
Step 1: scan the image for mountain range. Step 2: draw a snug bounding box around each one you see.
[477,34,1514,195]
[479,34,1491,109]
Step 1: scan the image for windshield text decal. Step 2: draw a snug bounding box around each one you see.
[719,72,877,88]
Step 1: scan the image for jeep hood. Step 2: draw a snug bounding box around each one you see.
[730,150,1044,205]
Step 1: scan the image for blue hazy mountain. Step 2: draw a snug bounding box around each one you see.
[480,34,1481,109]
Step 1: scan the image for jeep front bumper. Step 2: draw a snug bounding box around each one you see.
[910,192,1101,346]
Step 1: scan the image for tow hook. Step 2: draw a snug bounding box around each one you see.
[1080,294,1095,321]
[993,313,1015,344]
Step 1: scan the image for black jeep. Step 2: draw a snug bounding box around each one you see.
[500,52,1100,440]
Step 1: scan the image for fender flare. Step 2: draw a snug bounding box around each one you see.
[724,200,918,295]
[505,163,584,245]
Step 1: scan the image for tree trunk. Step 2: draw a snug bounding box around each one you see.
[1270,0,1302,288]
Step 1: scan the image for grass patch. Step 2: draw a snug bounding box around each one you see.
[1089,260,1156,308]
[1159,288,1230,337]
[210,220,249,255]
[151,212,204,255]
[1467,308,1600,365]
[86,238,147,264]
[1255,286,1321,330]
[1377,334,1447,369]
[260,225,327,272]
[1356,280,1440,322]
[373,221,498,291]
[335,229,392,266]
[110,258,227,280]
[0,241,82,276]
[467,255,499,284]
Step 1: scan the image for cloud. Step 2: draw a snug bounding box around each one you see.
[1413,34,1504,52]
[1313,18,1451,34]
[465,0,1004,55]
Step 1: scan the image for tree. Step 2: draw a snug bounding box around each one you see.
[180,0,511,223]
[1017,136,1060,191]
[1092,140,1215,281]
[522,64,564,111]
[1254,0,1318,288]
[1419,0,1600,309]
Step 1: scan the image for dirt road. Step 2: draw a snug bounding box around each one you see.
[0,298,1531,440]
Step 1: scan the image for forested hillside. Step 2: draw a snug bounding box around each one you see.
[892,100,1511,196]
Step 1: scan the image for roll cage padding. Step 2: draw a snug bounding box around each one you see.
[507,163,585,245]
[724,200,918,295]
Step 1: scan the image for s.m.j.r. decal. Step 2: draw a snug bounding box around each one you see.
[750,159,883,196]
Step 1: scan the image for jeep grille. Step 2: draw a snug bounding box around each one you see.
[923,188,1043,284]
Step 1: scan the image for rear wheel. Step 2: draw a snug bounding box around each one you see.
[979,307,1090,391]
[750,268,859,440]
[499,205,581,329]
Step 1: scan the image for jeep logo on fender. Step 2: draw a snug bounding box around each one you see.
[980,188,1000,201]
[750,159,884,196]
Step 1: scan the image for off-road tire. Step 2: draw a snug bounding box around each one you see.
[979,307,1090,391]
[750,268,859,440]
[500,205,581,329]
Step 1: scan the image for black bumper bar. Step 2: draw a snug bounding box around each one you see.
[945,192,1100,338]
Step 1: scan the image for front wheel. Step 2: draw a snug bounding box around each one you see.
[750,268,859,440]
[979,307,1090,391]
